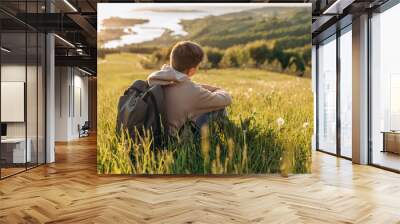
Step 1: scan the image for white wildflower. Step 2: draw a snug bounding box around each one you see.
[303,122,309,129]
[276,117,285,127]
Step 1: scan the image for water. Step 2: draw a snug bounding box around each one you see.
[101,11,210,48]
[98,3,265,49]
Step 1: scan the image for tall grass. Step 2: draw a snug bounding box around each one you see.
[97,53,313,175]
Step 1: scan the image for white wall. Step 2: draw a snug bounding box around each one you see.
[72,72,89,138]
[1,65,26,141]
[0,65,37,138]
[55,67,69,141]
[55,67,89,141]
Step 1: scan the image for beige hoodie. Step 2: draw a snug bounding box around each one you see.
[147,65,232,133]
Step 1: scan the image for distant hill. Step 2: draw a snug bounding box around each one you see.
[138,7,311,50]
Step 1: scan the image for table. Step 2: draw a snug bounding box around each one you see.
[381,131,400,154]
[1,138,31,164]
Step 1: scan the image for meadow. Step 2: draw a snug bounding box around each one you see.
[97,53,313,175]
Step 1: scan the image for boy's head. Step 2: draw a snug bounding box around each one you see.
[170,41,204,76]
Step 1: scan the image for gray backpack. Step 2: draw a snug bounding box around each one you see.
[116,80,167,146]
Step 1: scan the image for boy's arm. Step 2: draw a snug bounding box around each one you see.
[193,85,232,112]
[200,84,220,92]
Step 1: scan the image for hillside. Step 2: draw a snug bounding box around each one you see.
[138,7,311,50]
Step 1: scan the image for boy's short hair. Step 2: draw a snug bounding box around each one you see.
[170,41,204,73]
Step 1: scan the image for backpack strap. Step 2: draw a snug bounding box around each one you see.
[147,90,162,135]
[125,80,148,95]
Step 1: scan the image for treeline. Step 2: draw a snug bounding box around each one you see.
[139,40,311,76]
[173,8,311,50]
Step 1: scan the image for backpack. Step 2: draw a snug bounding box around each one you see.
[116,80,167,147]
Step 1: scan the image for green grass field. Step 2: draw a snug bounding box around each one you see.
[98,53,313,175]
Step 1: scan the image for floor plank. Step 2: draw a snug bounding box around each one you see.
[0,135,400,224]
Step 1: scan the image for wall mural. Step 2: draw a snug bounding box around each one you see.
[97,3,313,175]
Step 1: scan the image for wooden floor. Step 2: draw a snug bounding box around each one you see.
[372,150,400,171]
[0,167,26,178]
[1,135,400,224]
[1,163,44,178]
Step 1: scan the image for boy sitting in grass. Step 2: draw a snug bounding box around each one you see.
[147,41,232,135]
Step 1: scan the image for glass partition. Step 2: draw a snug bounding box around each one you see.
[1,31,28,177]
[339,26,352,158]
[0,2,46,179]
[371,3,400,171]
[27,30,38,169]
[317,35,337,154]
[38,32,45,165]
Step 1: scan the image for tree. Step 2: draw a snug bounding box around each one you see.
[246,41,271,68]
[220,46,241,68]
[205,48,224,68]
[289,53,306,76]
[301,45,312,67]
[273,47,291,71]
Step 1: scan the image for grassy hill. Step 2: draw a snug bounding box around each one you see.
[138,7,311,51]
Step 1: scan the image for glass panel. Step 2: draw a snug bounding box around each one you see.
[340,27,352,158]
[317,35,337,154]
[27,31,38,169]
[26,0,39,169]
[1,31,27,177]
[38,33,45,165]
[371,4,400,171]
[0,1,46,178]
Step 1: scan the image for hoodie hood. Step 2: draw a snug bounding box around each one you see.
[147,65,189,86]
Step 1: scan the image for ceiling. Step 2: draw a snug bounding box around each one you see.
[0,0,392,75]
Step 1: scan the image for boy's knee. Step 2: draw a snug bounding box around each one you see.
[213,108,228,118]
